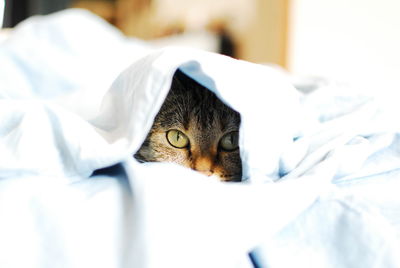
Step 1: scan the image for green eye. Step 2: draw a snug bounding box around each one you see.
[166,129,189,148]
[219,131,239,151]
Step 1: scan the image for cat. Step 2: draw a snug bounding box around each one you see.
[134,70,242,182]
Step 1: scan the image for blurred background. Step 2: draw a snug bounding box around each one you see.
[2,0,400,86]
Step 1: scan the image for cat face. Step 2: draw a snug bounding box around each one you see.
[134,70,242,182]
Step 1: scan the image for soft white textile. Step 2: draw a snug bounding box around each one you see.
[1,9,400,268]
[261,81,400,268]
[0,9,151,119]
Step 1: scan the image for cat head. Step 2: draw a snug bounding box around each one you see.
[135,70,242,182]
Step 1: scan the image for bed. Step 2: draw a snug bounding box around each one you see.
[1,9,400,268]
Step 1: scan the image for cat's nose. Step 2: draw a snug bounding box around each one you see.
[198,170,213,176]
[193,157,213,177]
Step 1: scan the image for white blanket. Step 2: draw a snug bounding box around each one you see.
[1,9,400,268]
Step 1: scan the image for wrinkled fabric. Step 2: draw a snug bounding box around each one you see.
[1,9,400,268]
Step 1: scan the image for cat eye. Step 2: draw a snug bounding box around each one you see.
[166,129,189,148]
[219,131,239,151]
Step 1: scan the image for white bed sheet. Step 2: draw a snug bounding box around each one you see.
[1,9,400,268]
